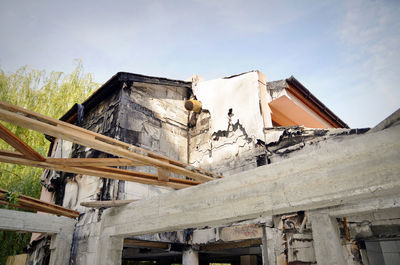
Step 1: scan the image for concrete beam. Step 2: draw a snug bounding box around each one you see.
[102,124,400,237]
[0,209,76,233]
[314,194,400,218]
[0,209,76,265]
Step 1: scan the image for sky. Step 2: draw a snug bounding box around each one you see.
[0,0,399,128]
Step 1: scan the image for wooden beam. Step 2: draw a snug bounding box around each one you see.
[46,157,146,167]
[83,165,200,186]
[0,101,219,182]
[0,188,79,218]
[0,123,44,161]
[100,124,400,237]
[81,200,138,208]
[0,154,199,189]
[0,149,25,158]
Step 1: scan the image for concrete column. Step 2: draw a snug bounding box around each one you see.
[261,226,280,265]
[182,247,199,265]
[261,226,269,265]
[311,213,346,265]
[49,226,75,265]
[96,235,124,265]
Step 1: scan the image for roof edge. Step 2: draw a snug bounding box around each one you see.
[59,72,191,122]
[286,76,349,128]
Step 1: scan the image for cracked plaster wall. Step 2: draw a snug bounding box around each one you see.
[189,72,267,176]
[189,110,266,176]
[188,74,371,264]
[193,71,265,141]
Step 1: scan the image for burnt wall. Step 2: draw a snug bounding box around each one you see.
[117,81,190,159]
[116,81,191,200]
[60,78,192,207]
[64,79,191,265]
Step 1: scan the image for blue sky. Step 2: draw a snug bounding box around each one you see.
[0,0,399,128]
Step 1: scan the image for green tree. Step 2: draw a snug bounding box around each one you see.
[0,61,100,264]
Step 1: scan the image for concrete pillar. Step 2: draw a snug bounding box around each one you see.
[261,226,269,265]
[261,226,280,265]
[182,247,199,265]
[311,213,346,265]
[49,226,75,265]
[240,255,257,265]
[96,235,124,265]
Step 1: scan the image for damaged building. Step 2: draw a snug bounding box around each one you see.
[0,70,399,265]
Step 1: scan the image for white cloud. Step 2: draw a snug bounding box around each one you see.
[338,0,400,101]
[333,0,400,126]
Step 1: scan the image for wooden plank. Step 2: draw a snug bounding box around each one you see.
[80,165,201,186]
[0,188,79,218]
[0,123,44,161]
[81,200,138,208]
[3,150,143,167]
[0,149,25,158]
[0,101,219,182]
[46,157,146,167]
[0,194,79,218]
[0,101,219,179]
[80,165,200,187]
[0,154,198,189]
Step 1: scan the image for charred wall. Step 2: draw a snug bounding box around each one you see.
[115,80,191,200]
[189,110,266,176]
[35,76,192,265]
[68,79,191,265]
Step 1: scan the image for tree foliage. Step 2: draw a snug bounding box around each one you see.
[0,61,99,264]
